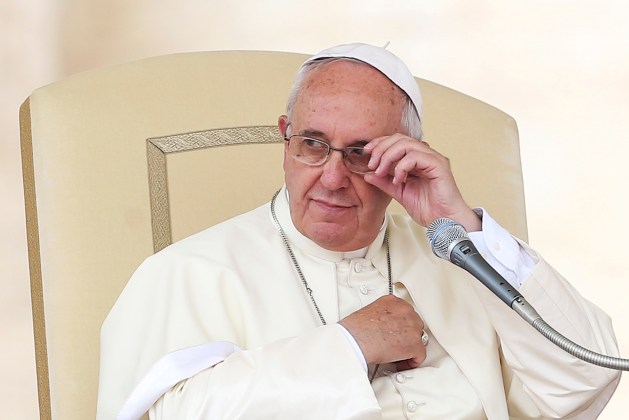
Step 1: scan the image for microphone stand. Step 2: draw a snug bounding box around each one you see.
[513,295,629,371]
[427,217,629,371]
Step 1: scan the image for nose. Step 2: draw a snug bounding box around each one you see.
[319,149,350,190]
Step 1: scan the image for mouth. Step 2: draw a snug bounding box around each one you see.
[311,198,354,212]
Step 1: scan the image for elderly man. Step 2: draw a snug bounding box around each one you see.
[97,44,620,419]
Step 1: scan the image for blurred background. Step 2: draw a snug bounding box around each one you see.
[2,0,627,418]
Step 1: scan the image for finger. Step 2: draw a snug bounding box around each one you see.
[391,153,422,185]
[373,139,432,179]
[366,135,405,171]
[395,355,424,372]
[363,134,398,152]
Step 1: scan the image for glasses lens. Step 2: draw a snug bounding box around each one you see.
[344,147,371,174]
[291,136,329,165]
[287,135,371,174]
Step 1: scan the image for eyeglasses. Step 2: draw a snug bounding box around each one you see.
[284,135,372,174]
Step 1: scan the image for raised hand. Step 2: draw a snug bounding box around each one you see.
[363,134,481,232]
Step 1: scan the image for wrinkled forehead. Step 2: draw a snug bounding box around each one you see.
[302,43,422,118]
[290,61,407,138]
[301,58,405,100]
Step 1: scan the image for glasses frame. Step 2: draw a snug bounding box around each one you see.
[283,134,372,174]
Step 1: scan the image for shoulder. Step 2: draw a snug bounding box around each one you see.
[161,202,273,258]
[134,202,279,281]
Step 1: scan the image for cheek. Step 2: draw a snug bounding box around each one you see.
[282,144,291,173]
[283,152,299,188]
[284,160,315,205]
[357,185,391,216]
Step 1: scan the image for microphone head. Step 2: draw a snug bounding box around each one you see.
[426,218,469,260]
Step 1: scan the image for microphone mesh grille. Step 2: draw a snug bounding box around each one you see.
[426,218,469,259]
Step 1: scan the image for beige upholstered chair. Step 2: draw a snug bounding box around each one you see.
[20,50,527,419]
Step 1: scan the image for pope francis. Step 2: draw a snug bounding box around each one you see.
[97,43,621,420]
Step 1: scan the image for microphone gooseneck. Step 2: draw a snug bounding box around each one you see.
[426,217,629,371]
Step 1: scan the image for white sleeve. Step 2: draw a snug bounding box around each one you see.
[117,326,366,419]
[467,208,536,289]
[467,229,621,418]
[116,342,239,419]
[462,210,620,417]
[143,325,381,420]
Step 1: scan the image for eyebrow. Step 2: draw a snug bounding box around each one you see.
[298,129,326,138]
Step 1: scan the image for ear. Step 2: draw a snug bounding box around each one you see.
[278,115,289,138]
[278,115,290,164]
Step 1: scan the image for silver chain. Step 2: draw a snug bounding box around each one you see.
[270,189,392,326]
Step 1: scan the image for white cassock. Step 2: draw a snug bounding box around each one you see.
[97,186,621,420]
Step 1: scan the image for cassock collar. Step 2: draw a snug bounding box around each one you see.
[272,186,388,263]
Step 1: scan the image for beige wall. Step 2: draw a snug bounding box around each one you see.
[2,0,627,418]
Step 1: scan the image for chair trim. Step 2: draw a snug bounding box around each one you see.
[20,98,52,420]
[146,125,281,252]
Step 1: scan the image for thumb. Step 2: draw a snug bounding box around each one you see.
[395,357,422,372]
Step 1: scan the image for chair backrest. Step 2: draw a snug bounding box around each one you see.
[20,50,527,419]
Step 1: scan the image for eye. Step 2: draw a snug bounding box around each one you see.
[302,137,328,150]
[346,146,368,157]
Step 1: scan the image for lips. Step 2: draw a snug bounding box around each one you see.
[311,198,354,211]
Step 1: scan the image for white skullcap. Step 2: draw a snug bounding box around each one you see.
[304,43,422,118]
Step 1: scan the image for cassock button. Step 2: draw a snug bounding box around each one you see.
[359,284,372,295]
[407,401,418,412]
[395,373,406,383]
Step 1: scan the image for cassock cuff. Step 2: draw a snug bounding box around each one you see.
[468,208,536,289]
[337,324,368,372]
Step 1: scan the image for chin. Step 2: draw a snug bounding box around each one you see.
[308,225,353,250]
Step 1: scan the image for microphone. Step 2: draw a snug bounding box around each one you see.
[425,217,629,371]
[426,218,522,308]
